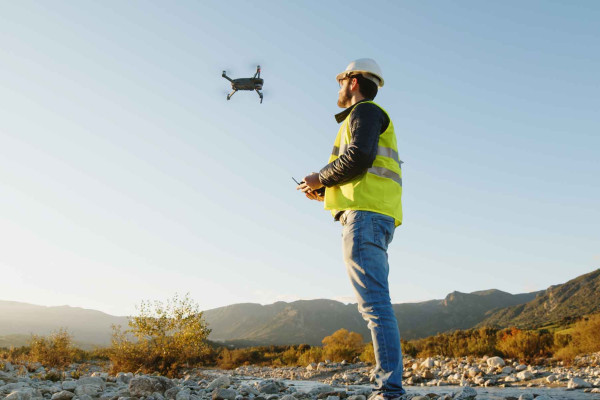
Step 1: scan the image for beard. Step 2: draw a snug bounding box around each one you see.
[337,85,352,108]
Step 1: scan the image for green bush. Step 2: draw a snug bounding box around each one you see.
[108,293,212,377]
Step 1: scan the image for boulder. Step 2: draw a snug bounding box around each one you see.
[568,378,592,389]
[51,391,75,400]
[486,357,505,368]
[212,389,237,400]
[74,384,102,397]
[516,371,533,381]
[453,386,477,400]
[61,382,77,392]
[207,377,230,391]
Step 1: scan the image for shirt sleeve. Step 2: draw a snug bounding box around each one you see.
[319,103,388,187]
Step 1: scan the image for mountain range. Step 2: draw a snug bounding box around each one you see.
[0,269,598,347]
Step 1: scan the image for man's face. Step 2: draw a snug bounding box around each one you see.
[337,77,352,108]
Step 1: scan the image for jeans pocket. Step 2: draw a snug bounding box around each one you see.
[372,215,395,248]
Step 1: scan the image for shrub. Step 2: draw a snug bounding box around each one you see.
[297,346,323,365]
[108,293,211,377]
[554,314,600,362]
[322,329,364,362]
[496,327,553,361]
[29,328,76,368]
[359,342,375,364]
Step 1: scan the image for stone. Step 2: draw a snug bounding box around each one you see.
[517,394,534,400]
[486,357,505,368]
[176,389,191,400]
[74,384,102,397]
[116,374,133,385]
[257,382,280,395]
[306,363,317,371]
[347,396,365,400]
[515,364,527,372]
[51,391,75,400]
[546,374,558,383]
[453,386,477,400]
[516,371,533,381]
[308,386,334,396]
[129,377,155,398]
[501,366,514,375]
[207,377,230,392]
[568,378,592,389]
[239,386,259,396]
[165,388,180,400]
[62,382,77,392]
[420,358,435,369]
[212,389,237,400]
[77,378,106,390]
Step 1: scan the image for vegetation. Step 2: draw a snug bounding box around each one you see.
[4,311,600,373]
[108,293,212,377]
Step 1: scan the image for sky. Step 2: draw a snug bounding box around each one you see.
[1,0,598,317]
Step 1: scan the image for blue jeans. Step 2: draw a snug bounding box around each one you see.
[341,210,405,398]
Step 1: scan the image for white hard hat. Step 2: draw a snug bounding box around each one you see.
[336,58,384,88]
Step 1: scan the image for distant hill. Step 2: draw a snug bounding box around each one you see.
[0,301,128,347]
[202,289,540,345]
[479,269,600,329]
[2,269,598,348]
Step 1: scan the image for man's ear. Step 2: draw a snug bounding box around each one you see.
[350,77,359,92]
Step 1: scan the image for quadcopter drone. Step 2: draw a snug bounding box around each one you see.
[222,65,264,103]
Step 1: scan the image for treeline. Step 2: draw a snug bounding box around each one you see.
[2,295,600,377]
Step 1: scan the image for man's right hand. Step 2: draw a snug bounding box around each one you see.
[305,190,324,201]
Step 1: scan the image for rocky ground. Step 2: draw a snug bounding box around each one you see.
[231,353,600,392]
[1,353,600,400]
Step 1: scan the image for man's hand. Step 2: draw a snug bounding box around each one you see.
[296,172,325,202]
[303,172,324,191]
[305,190,324,202]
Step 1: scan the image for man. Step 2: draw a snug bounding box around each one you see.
[297,58,405,400]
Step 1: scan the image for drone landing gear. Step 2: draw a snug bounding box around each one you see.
[227,89,237,100]
[256,89,263,104]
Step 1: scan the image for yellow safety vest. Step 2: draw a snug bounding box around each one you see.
[324,101,403,226]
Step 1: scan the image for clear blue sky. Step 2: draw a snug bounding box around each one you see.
[1,1,598,316]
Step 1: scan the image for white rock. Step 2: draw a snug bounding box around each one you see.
[501,366,514,374]
[206,377,230,391]
[486,357,505,368]
[546,374,558,383]
[516,371,534,381]
[420,358,435,369]
[515,364,527,372]
[568,378,592,389]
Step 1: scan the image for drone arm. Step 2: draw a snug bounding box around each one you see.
[255,88,263,104]
[227,89,237,100]
[222,71,233,82]
[253,66,261,79]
